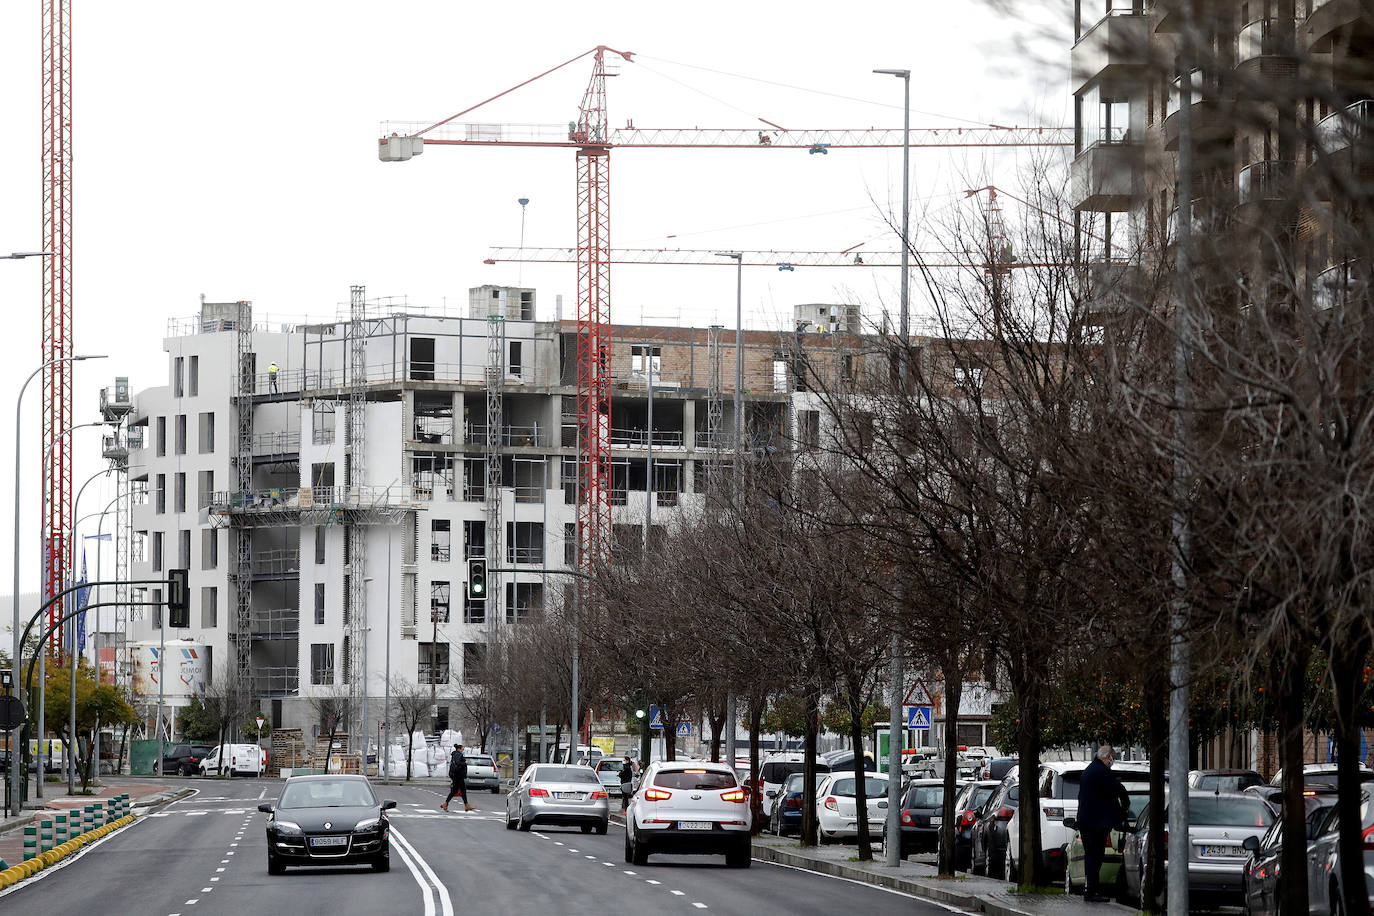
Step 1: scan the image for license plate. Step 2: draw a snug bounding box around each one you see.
[930,816,942,826]
[310,836,347,847]
[1202,845,1243,857]
[555,792,582,800]
[678,821,713,830]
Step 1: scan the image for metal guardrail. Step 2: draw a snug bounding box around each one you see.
[254,667,300,695]
[251,549,300,578]
[253,430,301,454]
[467,423,544,447]
[208,484,409,513]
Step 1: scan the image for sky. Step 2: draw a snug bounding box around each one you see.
[0,0,1070,594]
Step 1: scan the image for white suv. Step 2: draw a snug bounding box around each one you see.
[1004,760,1149,881]
[624,760,752,868]
[200,743,266,777]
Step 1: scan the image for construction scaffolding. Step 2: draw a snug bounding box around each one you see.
[346,285,368,738]
[233,300,255,684]
[485,312,504,635]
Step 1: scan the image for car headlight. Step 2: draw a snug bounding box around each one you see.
[273,820,302,835]
[353,817,381,832]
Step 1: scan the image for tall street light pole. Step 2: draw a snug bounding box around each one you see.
[714,251,743,765]
[875,66,911,870]
[9,349,103,815]
[67,466,115,793]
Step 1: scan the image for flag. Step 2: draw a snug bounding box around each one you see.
[74,549,91,654]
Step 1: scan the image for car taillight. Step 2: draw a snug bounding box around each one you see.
[529,788,550,797]
[644,788,672,801]
[1043,807,1064,820]
[960,810,977,826]
[721,789,746,803]
[997,807,1014,820]
[1363,824,1374,851]
[591,791,608,800]
[901,811,913,825]
[785,797,802,809]
[824,796,838,811]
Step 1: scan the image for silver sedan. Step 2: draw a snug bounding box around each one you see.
[505,764,609,834]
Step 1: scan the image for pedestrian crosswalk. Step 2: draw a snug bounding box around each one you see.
[150,807,501,821]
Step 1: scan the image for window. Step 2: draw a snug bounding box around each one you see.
[314,527,326,564]
[311,462,335,489]
[314,583,325,625]
[463,520,485,559]
[151,588,163,629]
[312,402,335,445]
[462,643,485,683]
[409,337,435,381]
[565,522,576,565]
[174,357,184,397]
[463,592,485,625]
[197,470,214,510]
[419,643,450,685]
[509,341,523,377]
[201,587,217,628]
[179,529,191,568]
[431,581,451,623]
[505,582,543,624]
[199,412,215,453]
[152,532,164,571]
[431,519,451,562]
[174,472,186,513]
[310,643,335,686]
[434,706,449,732]
[156,417,166,457]
[506,521,544,565]
[798,410,820,451]
[175,415,187,455]
[201,528,218,570]
[631,345,661,378]
[155,474,166,514]
[189,355,199,396]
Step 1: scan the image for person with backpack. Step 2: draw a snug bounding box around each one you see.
[441,743,474,812]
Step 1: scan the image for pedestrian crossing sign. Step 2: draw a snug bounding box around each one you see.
[905,706,932,730]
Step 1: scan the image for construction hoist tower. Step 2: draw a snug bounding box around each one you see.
[233,301,255,684]
[706,325,724,495]
[346,286,369,730]
[485,313,505,635]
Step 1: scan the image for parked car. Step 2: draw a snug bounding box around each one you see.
[1268,762,1374,787]
[464,752,500,793]
[161,743,213,777]
[200,743,266,777]
[759,752,831,818]
[1063,784,1153,896]
[894,778,945,856]
[982,757,1019,782]
[1244,780,1341,815]
[259,774,395,874]
[505,763,608,834]
[953,779,1001,871]
[594,756,637,797]
[624,760,751,867]
[1241,792,1342,916]
[815,771,890,844]
[1005,760,1150,882]
[769,772,827,837]
[1188,768,1264,793]
[820,748,876,773]
[971,774,1019,878]
[1122,790,1274,909]
[1300,790,1374,915]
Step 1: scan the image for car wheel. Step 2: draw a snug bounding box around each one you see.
[491,787,500,794]
[178,764,190,777]
[1006,849,1018,883]
[990,848,1005,880]
[595,821,608,836]
[624,830,635,864]
[506,813,517,830]
[632,834,649,866]
[1066,863,1078,896]
[517,807,532,832]
[581,824,593,834]
[229,767,237,778]
[267,853,285,876]
[372,852,390,872]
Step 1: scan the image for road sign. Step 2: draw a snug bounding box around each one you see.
[675,721,692,738]
[0,694,23,730]
[905,706,932,730]
[255,716,265,732]
[904,679,934,707]
[648,704,663,729]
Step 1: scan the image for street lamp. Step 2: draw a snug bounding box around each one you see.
[875,65,911,870]
[66,466,118,793]
[713,251,743,766]
[9,351,105,815]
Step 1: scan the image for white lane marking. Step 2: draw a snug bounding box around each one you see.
[258,788,267,799]
[390,839,437,916]
[569,848,578,853]
[584,854,595,859]
[201,887,213,892]
[211,877,219,882]
[554,841,564,846]
[623,870,636,875]
[220,860,228,864]
[692,905,708,910]
[670,890,684,895]
[391,828,454,916]
[603,862,614,867]
[646,879,661,885]
[185,900,198,906]
[755,859,926,901]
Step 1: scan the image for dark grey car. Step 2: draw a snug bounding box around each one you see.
[258,774,396,874]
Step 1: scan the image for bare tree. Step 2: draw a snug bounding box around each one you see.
[309,686,351,775]
[392,679,429,781]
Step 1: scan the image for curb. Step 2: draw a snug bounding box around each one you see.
[0,812,138,890]
[749,843,984,910]
[132,787,195,809]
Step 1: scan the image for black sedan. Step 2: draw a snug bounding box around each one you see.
[970,775,1018,878]
[258,774,396,874]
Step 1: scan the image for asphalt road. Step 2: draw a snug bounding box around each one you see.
[0,777,953,915]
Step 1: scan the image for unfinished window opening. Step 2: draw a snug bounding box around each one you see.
[512,456,547,504]
[509,341,523,378]
[462,643,486,683]
[631,345,661,378]
[504,582,543,624]
[312,401,336,445]
[506,521,544,565]
[463,520,486,560]
[310,462,336,490]
[431,581,451,623]
[431,519,451,562]
[409,337,436,381]
[412,454,453,502]
[414,393,453,444]
[420,642,450,685]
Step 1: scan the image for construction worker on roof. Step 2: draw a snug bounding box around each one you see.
[268,361,279,393]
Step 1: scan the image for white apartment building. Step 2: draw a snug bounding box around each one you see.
[118,288,828,744]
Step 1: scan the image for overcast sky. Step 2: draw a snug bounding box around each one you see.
[0,1,1069,594]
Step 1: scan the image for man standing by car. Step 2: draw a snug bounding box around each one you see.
[619,760,634,811]
[1078,744,1130,903]
[441,744,473,812]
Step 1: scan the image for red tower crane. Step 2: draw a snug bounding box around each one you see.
[379,47,1072,570]
[42,0,74,650]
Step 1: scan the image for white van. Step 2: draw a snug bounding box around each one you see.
[760,752,832,817]
[199,743,266,777]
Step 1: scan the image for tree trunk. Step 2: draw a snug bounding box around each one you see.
[801,689,820,847]
[404,727,415,779]
[938,664,964,876]
[848,684,872,862]
[1142,666,1168,912]
[1014,665,1043,887]
[1277,647,1310,916]
[748,693,764,834]
[708,705,726,763]
[1330,635,1372,916]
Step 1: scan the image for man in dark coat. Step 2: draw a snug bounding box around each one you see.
[1077,744,1130,902]
[441,743,474,812]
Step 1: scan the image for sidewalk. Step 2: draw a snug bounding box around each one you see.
[0,778,185,868]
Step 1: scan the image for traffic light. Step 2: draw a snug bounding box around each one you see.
[467,558,487,601]
[168,568,190,628]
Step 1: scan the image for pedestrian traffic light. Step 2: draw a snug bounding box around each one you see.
[168,568,190,628]
[467,558,487,601]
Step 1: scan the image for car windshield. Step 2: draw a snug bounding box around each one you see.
[279,779,376,809]
[655,769,737,790]
[905,785,944,808]
[1185,796,1273,828]
[468,756,494,767]
[596,760,623,773]
[1196,773,1261,792]
[534,767,598,784]
[1125,790,1152,819]
[761,762,806,783]
[830,776,889,798]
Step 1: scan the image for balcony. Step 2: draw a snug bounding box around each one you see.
[1081,259,1144,323]
[1238,159,1296,208]
[1070,137,1144,211]
[1313,259,1361,311]
[1317,99,1372,154]
[467,422,544,448]
[1235,18,1299,85]
[253,666,300,697]
[1072,8,1149,94]
[1302,0,1368,53]
[1163,69,1231,151]
[1155,0,1222,33]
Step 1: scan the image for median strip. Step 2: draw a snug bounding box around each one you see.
[0,806,140,891]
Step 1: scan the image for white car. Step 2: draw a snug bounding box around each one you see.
[464,753,500,793]
[200,743,266,777]
[815,771,890,844]
[624,760,751,867]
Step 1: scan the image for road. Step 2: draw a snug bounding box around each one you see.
[0,777,951,915]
